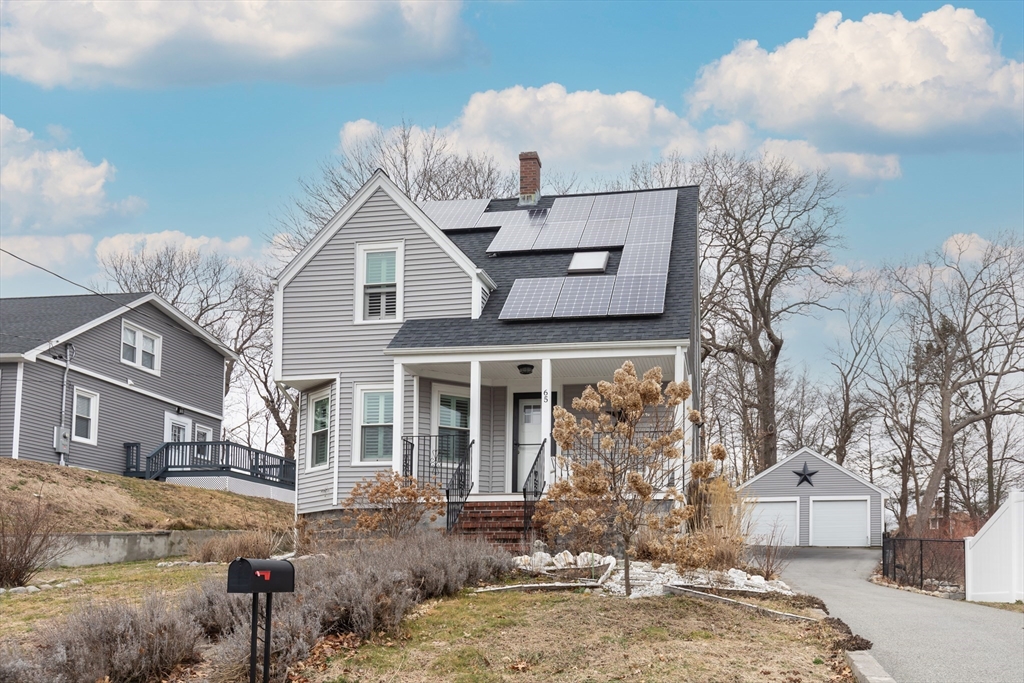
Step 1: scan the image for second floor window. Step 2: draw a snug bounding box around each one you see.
[122,321,161,373]
[364,250,397,320]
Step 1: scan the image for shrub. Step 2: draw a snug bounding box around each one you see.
[676,476,748,571]
[34,595,201,683]
[0,640,45,683]
[0,491,72,587]
[190,529,290,563]
[342,471,446,538]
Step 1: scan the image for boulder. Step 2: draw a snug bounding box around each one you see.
[727,568,748,585]
[553,550,575,569]
[532,539,549,554]
[68,578,84,585]
[8,587,28,595]
[156,562,171,568]
[746,575,767,587]
[512,555,532,570]
[39,584,53,591]
[576,552,602,568]
[0,588,6,595]
[530,551,552,570]
[26,586,40,594]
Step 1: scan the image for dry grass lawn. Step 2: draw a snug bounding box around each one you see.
[1,458,292,532]
[978,601,1024,613]
[314,590,853,683]
[0,561,226,638]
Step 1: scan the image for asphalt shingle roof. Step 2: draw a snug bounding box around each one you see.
[388,186,698,349]
[0,292,145,354]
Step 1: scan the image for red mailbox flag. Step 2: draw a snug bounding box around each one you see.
[255,570,271,581]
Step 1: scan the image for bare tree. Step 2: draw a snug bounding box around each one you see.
[885,233,1024,536]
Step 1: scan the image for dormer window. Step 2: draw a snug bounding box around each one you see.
[568,251,610,274]
[356,241,404,324]
[121,320,161,374]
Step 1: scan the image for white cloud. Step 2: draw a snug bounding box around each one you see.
[942,232,991,262]
[690,6,1023,140]
[0,233,94,278]
[1,114,144,230]
[95,230,253,261]
[341,83,902,183]
[0,0,474,88]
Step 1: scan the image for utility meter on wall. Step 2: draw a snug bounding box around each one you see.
[53,426,70,454]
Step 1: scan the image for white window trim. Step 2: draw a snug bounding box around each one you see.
[430,382,471,438]
[71,386,99,446]
[353,383,396,466]
[354,240,404,325]
[306,388,332,473]
[163,411,193,443]
[120,319,162,376]
[194,423,214,441]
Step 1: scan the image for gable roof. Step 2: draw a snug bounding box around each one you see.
[0,292,236,361]
[387,185,698,350]
[739,447,889,497]
[275,169,495,291]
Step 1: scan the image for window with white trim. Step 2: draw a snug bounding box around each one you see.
[72,387,98,445]
[307,390,331,470]
[438,393,470,461]
[356,386,393,463]
[355,242,403,324]
[195,424,213,459]
[121,321,161,373]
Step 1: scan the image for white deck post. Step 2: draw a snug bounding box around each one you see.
[469,360,482,494]
[541,358,553,481]
[393,361,404,474]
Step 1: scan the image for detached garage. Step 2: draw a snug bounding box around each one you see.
[741,448,887,547]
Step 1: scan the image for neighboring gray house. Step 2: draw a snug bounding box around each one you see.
[741,447,887,547]
[274,152,701,538]
[0,292,293,501]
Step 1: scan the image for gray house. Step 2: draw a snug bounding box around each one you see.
[0,292,293,501]
[274,152,701,539]
[741,447,887,547]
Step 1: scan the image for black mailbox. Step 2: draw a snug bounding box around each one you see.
[227,558,294,594]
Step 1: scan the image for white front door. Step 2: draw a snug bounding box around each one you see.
[513,394,551,493]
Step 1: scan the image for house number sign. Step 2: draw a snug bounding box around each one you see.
[543,389,549,404]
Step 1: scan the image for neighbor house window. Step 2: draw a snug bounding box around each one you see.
[72,387,99,445]
[438,394,470,461]
[355,242,403,324]
[308,391,330,469]
[357,386,393,463]
[121,321,161,373]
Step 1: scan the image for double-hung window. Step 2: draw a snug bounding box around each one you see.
[121,321,161,373]
[72,387,99,445]
[356,242,403,324]
[438,393,470,462]
[308,391,330,470]
[358,388,393,463]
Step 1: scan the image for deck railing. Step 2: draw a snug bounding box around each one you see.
[125,441,295,487]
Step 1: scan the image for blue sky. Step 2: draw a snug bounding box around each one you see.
[1,1,1022,334]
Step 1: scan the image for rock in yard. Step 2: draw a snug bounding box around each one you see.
[0,588,6,595]
[553,550,574,569]
[39,584,53,590]
[531,551,552,570]
[727,568,749,585]
[8,587,28,595]
[68,579,84,585]
[156,562,171,568]
[512,555,532,570]
[576,552,602,567]
[532,539,549,553]
[55,583,67,589]
[746,574,766,587]
[26,586,40,594]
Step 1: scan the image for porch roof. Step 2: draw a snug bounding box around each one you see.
[387,186,698,350]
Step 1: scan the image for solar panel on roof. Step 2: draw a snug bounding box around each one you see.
[419,199,490,230]
[485,209,549,252]
[546,196,595,223]
[589,193,636,221]
[553,275,616,317]
[498,277,565,319]
[532,220,587,250]
[578,217,630,248]
[625,213,674,243]
[631,190,677,218]
[618,240,671,276]
[607,274,668,316]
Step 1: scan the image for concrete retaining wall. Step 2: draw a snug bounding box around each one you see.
[49,529,248,567]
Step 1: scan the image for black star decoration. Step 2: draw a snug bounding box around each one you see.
[793,462,818,487]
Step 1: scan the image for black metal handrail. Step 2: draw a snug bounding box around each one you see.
[402,434,471,490]
[124,442,142,474]
[522,439,546,537]
[445,439,474,532]
[140,441,295,487]
[402,437,414,478]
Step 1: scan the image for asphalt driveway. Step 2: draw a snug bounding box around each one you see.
[781,547,1024,683]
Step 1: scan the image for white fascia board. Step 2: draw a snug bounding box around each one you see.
[276,170,493,292]
[385,339,689,361]
[740,447,889,498]
[21,293,237,362]
[0,353,28,362]
[272,281,284,383]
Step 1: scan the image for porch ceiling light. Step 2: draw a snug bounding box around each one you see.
[517,364,534,375]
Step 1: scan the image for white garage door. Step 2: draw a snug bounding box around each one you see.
[811,499,869,546]
[748,500,798,546]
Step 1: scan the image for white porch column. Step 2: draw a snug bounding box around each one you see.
[674,346,688,489]
[393,361,404,473]
[469,360,482,494]
[541,357,553,480]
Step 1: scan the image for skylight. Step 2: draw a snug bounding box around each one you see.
[568,251,610,274]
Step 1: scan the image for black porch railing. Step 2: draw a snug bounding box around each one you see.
[445,440,473,532]
[562,430,679,487]
[522,439,547,537]
[882,537,966,591]
[401,435,473,531]
[126,441,295,488]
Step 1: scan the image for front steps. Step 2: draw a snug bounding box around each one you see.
[451,501,530,551]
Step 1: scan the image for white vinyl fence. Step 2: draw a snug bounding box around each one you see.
[964,491,1023,603]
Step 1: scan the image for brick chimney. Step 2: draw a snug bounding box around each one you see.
[518,151,541,206]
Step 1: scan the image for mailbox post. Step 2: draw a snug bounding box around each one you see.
[227,558,295,683]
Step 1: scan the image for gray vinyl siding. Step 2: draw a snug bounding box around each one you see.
[295,382,336,513]
[282,188,474,513]
[0,363,17,459]
[65,302,224,417]
[479,386,507,494]
[742,453,883,547]
[14,361,219,474]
